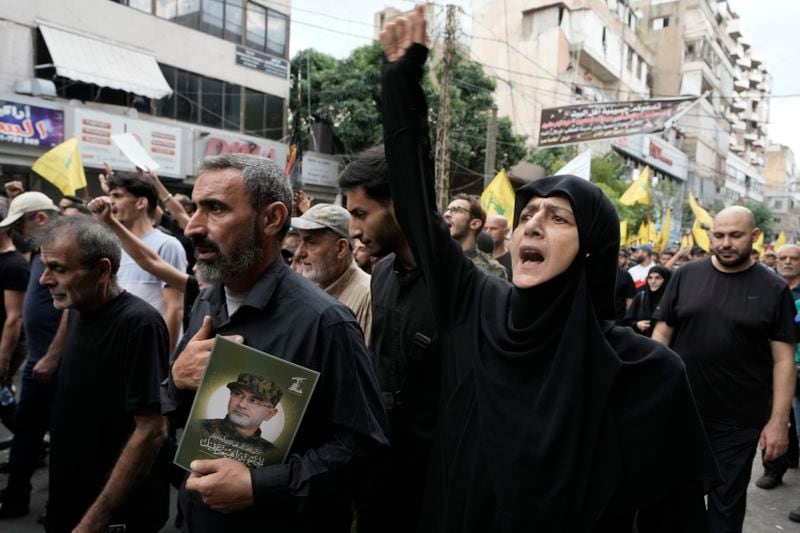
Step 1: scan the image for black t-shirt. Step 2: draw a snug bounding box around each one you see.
[48,291,170,532]
[0,250,29,341]
[614,267,636,325]
[654,259,796,427]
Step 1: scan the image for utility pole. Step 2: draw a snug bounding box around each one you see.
[483,104,498,188]
[434,4,457,211]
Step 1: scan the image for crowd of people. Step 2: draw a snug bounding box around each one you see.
[0,6,797,533]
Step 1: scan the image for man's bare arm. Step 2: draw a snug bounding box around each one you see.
[75,408,168,532]
[32,309,69,382]
[760,340,796,461]
[0,290,24,381]
[163,286,184,356]
[651,322,674,346]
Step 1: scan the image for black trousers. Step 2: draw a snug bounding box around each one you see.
[704,420,761,533]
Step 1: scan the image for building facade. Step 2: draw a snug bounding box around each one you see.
[0,0,291,195]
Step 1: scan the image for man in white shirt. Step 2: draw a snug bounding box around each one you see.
[628,244,655,290]
[107,172,186,354]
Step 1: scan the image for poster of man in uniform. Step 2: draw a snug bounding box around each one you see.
[175,337,320,471]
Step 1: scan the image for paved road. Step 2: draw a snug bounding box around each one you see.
[1,428,799,531]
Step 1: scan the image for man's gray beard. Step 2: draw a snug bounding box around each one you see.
[302,260,338,286]
[195,229,263,285]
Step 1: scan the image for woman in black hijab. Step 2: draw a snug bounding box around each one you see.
[378,7,719,532]
[625,265,672,337]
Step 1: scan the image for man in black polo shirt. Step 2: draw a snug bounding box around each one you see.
[653,206,796,533]
[163,154,387,533]
[339,146,441,533]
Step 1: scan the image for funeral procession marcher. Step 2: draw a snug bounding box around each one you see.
[162,154,388,533]
[653,206,797,533]
[338,146,443,533]
[0,192,69,520]
[443,193,508,279]
[292,203,373,346]
[378,7,719,532]
[38,216,171,533]
[198,373,281,468]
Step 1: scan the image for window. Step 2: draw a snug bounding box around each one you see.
[200,0,224,37]
[156,0,177,18]
[247,2,267,50]
[201,77,224,128]
[124,0,152,13]
[267,9,288,56]
[245,89,266,134]
[224,84,242,131]
[265,95,284,140]
[158,64,177,117]
[652,17,669,30]
[176,69,200,123]
[224,0,243,44]
[626,47,633,71]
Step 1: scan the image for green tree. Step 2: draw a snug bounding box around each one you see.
[289,45,527,176]
[744,200,774,240]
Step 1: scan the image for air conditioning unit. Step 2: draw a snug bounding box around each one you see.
[14,78,57,99]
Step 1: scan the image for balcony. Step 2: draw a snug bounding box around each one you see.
[728,44,743,60]
[744,132,758,142]
[750,51,764,67]
[734,76,748,92]
[749,70,763,87]
[727,18,742,38]
[740,33,751,50]
[732,120,746,132]
[569,12,621,82]
[753,138,766,148]
[732,98,747,111]
[729,141,744,153]
[736,55,751,69]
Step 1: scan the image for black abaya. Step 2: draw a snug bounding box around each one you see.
[381,43,719,533]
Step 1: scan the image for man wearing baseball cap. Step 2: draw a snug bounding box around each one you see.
[292,203,372,345]
[0,191,67,519]
[628,243,655,290]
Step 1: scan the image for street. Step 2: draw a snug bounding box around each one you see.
[0,425,798,532]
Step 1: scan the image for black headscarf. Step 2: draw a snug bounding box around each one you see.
[640,264,672,318]
[474,175,623,531]
[468,175,717,532]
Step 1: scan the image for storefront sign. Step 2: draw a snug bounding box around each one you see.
[538,97,695,146]
[0,100,64,147]
[74,109,183,177]
[236,46,289,79]
[612,134,689,181]
[301,152,340,187]
[197,131,288,170]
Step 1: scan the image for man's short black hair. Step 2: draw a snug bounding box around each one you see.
[106,172,158,218]
[338,145,391,203]
[62,195,84,205]
[452,193,486,233]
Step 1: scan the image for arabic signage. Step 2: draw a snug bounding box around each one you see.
[236,46,290,79]
[301,152,340,187]
[74,109,183,177]
[0,100,64,147]
[196,131,288,171]
[613,134,689,181]
[538,97,695,147]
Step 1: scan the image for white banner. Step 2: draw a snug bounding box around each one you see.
[74,109,183,177]
[555,148,592,181]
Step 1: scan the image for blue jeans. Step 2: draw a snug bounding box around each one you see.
[3,357,54,506]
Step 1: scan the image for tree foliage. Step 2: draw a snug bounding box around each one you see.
[744,200,774,240]
[289,45,527,176]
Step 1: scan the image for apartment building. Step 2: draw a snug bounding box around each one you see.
[0,0,291,194]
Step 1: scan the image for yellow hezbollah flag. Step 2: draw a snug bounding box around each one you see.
[648,220,658,244]
[680,233,693,249]
[637,220,649,245]
[481,169,515,223]
[32,137,87,196]
[619,166,651,206]
[620,220,628,245]
[775,232,787,250]
[656,208,671,252]
[692,218,710,252]
[688,192,713,228]
[753,231,764,255]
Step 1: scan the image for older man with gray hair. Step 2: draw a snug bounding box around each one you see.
[293,203,372,345]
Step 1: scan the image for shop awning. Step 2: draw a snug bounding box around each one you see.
[38,22,172,99]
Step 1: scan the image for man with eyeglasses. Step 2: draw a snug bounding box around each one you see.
[443,194,507,280]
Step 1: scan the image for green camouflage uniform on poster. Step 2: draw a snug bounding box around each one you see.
[465,247,508,280]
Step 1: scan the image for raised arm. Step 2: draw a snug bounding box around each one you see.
[380,7,478,326]
[90,196,189,291]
